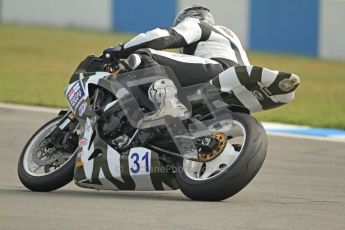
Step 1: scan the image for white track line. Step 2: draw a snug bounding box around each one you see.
[265,132,345,143]
[1,103,344,143]
[0,103,61,114]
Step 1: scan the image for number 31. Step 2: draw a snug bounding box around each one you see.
[130,152,149,174]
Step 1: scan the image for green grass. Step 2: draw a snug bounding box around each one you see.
[1,24,345,129]
[250,53,345,129]
[0,24,132,106]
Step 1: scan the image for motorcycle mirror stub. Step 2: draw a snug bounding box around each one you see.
[105,53,112,59]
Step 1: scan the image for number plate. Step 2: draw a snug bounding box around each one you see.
[128,148,151,175]
[66,81,85,110]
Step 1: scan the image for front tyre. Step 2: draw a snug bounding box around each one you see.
[176,112,268,201]
[18,116,77,192]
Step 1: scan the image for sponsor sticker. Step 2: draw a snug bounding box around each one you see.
[67,81,85,110]
[79,138,88,146]
[78,102,87,116]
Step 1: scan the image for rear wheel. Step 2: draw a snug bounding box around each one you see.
[18,116,77,192]
[176,112,267,201]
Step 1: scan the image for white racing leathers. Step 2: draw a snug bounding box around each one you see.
[112,18,300,112]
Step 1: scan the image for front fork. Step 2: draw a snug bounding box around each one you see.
[45,110,79,153]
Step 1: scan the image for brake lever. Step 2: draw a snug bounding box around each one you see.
[104,62,120,74]
[99,54,120,74]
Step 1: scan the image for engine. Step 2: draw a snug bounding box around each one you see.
[98,110,135,149]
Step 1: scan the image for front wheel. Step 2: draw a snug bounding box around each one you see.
[18,116,77,192]
[176,112,268,201]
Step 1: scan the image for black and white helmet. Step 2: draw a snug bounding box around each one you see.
[174,5,215,26]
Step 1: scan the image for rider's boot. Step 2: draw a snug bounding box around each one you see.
[122,54,189,126]
[147,79,189,120]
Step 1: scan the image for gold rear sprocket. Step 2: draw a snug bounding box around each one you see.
[197,132,227,161]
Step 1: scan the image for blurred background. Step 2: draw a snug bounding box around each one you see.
[0,0,344,128]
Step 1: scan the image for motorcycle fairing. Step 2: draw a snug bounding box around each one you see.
[66,72,179,191]
[74,117,179,191]
[65,72,110,115]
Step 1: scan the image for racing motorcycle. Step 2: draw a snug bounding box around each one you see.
[18,54,299,201]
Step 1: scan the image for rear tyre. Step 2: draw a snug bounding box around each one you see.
[176,112,267,201]
[18,116,77,192]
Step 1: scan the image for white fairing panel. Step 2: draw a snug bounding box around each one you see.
[128,147,156,191]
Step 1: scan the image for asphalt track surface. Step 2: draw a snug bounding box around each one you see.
[0,107,344,230]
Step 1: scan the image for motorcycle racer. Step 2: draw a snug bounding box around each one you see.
[18,7,300,201]
[103,5,300,119]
